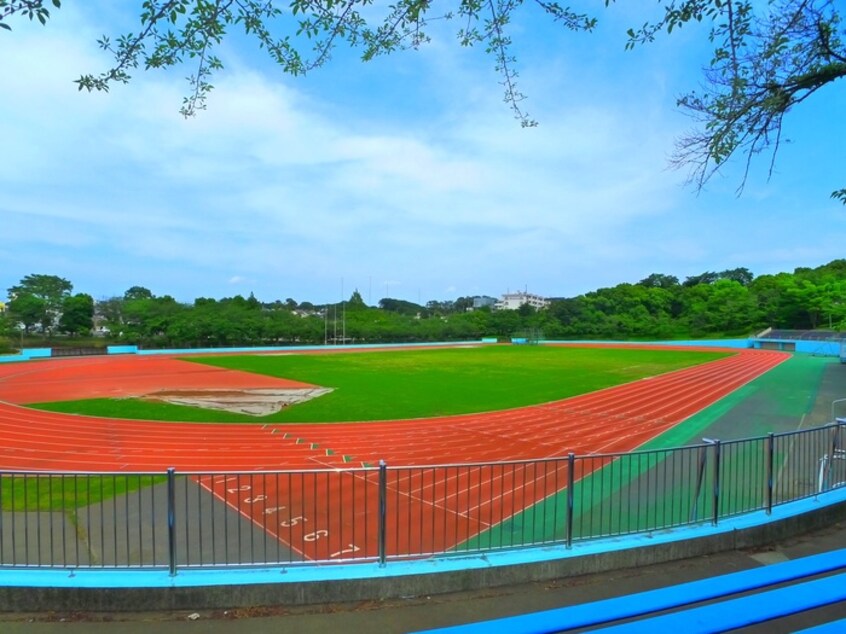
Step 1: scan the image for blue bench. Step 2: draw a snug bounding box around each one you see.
[415,548,846,633]
[596,571,846,632]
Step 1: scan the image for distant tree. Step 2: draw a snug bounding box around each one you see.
[426,300,455,315]
[8,274,73,334]
[683,272,719,287]
[638,273,680,289]
[783,278,827,329]
[347,290,367,310]
[516,302,535,318]
[7,293,45,335]
[719,267,754,286]
[124,286,154,301]
[59,293,94,336]
[454,296,475,313]
[379,298,425,317]
[246,292,261,310]
[0,311,10,336]
[489,307,521,336]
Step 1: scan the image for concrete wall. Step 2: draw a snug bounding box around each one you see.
[750,339,841,356]
[0,348,52,363]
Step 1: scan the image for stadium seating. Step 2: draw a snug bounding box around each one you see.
[416,548,846,633]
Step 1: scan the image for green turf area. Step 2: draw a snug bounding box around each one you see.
[31,346,729,424]
[1,473,164,512]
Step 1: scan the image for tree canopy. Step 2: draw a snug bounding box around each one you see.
[1,0,842,199]
[632,1,845,200]
[7,273,73,335]
[5,260,846,350]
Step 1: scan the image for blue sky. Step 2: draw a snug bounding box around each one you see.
[1,2,844,306]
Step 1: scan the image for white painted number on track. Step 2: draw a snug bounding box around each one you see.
[244,494,267,504]
[303,530,329,542]
[330,544,361,558]
[280,516,307,528]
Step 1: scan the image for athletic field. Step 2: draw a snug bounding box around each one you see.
[0,344,789,559]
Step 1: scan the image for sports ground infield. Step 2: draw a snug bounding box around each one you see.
[0,344,804,560]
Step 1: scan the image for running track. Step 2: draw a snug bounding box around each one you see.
[0,346,788,560]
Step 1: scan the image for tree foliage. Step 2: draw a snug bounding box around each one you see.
[0,0,596,125]
[58,293,94,336]
[0,0,60,30]
[626,0,845,199]
[7,274,73,335]
[7,293,45,335]
[6,260,846,348]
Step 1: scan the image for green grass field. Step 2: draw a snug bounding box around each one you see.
[33,345,729,423]
[1,473,165,512]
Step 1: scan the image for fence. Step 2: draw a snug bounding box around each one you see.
[1,423,845,573]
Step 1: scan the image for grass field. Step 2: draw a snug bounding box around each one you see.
[1,473,165,512]
[33,345,729,423]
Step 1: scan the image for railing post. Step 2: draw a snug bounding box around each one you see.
[167,467,177,576]
[690,445,708,522]
[711,440,721,526]
[378,460,387,567]
[765,433,774,514]
[822,424,841,493]
[566,453,575,549]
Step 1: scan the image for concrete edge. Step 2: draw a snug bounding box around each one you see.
[2,489,846,612]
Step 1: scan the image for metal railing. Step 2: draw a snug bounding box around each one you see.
[2,423,845,573]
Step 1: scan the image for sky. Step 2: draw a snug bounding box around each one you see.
[1,2,844,307]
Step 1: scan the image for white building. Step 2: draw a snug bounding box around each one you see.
[494,291,549,311]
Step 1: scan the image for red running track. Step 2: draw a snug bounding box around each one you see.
[0,347,788,559]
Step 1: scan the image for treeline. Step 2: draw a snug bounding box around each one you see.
[3,260,846,351]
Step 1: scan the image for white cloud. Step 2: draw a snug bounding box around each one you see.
[1,3,842,304]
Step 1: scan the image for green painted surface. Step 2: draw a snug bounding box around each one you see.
[458,354,835,551]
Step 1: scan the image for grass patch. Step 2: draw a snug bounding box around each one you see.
[1,473,165,512]
[31,346,729,424]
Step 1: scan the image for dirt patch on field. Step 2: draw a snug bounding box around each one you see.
[143,388,333,416]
